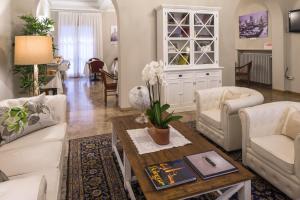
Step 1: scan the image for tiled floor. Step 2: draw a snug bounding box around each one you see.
[65,78,138,140]
[65,78,300,140]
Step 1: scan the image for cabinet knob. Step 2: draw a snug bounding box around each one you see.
[206,73,210,76]
[179,74,183,77]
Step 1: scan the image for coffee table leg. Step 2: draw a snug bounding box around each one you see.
[238,180,251,200]
[112,128,117,151]
[123,152,136,200]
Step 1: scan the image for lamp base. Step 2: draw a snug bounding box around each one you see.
[135,113,148,124]
[33,64,40,96]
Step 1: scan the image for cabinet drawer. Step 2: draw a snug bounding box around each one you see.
[196,70,221,77]
[165,72,195,79]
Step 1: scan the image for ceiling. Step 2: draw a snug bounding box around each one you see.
[49,0,114,11]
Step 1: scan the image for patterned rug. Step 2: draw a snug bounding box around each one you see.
[66,122,291,200]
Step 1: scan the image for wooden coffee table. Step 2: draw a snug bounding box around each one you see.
[111,115,254,200]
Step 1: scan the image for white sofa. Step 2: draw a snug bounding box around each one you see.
[239,102,300,199]
[195,86,264,151]
[0,95,67,200]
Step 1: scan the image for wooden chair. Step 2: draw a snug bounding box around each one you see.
[235,61,252,86]
[89,60,104,81]
[100,69,118,105]
[88,58,100,62]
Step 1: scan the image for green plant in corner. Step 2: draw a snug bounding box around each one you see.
[13,15,56,95]
[142,61,182,129]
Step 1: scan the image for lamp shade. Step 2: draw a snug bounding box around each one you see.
[14,36,53,65]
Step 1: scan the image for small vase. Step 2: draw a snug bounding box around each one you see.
[148,126,170,145]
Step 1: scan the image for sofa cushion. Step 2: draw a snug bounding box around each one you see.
[0,123,66,152]
[10,168,60,200]
[0,94,58,145]
[200,109,221,129]
[0,141,63,176]
[0,175,46,200]
[251,135,294,174]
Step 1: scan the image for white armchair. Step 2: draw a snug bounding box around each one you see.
[239,102,300,199]
[195,86,264,151]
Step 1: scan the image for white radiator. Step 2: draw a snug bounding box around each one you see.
[238,52,272,85]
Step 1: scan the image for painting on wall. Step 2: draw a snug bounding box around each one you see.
[110,25,118,44]
[239,10,268,39]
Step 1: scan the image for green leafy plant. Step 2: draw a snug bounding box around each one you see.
[14,15,56,94]
[19,15,54,36]
[13,64,47,91]
[147,101,182,129]
[142,61,182,129]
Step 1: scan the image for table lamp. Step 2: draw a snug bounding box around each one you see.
[14,36,53,96]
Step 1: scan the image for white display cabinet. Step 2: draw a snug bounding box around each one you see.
[157,5,223,112]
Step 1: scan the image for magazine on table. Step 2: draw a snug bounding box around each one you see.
[145,159,197,190]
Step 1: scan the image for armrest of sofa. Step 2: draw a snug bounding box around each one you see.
[195,87,224,113]
[222,94,264,115]
[295,135,300,179]
[0,175,46,200]
[45,95,67,123]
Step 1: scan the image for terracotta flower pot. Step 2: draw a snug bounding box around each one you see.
[148,126,170,145]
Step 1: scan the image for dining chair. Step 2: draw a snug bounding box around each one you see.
[89,60,104,81]
[235,61,252,86]
[100,69,118,105]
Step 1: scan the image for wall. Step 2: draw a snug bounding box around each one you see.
[235,0,286,91]
[102,11,118,69]
[0,0,14,100]
[113,0,241,108]
[11,0,39,36]
[10,0,41,96]
[286,0,300,93]
[235,0,272,50]
[50,11,58,55]
[36,0,51,18]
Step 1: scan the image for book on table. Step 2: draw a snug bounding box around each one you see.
[145,159,197,190]
[184,151,238,180]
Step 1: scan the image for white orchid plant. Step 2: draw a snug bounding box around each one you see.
[142,61,182,129]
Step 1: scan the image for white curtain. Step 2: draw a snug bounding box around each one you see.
[58,12,103,77]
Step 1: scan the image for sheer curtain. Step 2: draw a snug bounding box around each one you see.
[58,12,103,77]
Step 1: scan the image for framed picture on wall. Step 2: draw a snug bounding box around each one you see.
[239,10,268,39]
[111,25,118,44]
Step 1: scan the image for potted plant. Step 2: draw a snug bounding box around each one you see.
[142,61,182,145]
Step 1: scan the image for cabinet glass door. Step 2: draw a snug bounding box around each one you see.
[193,13,216,65]
[168,40,190,65]
[168,12,190,38]
[194,40,215,64]
[167,11,191,66]
[194,13,214,38]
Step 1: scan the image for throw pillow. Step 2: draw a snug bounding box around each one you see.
[0,94,58,145]
[282,107,300,140]
[0,170,8,182]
